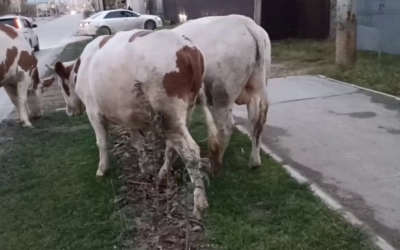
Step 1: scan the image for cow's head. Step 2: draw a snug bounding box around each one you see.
[26,67,56,119]
[45,60,85,116]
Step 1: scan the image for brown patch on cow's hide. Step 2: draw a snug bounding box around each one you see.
[128,30,153,42]
[5,47,18,72]
[0,24,18,39]
[30,67,40,89]
[54,62,73,96]
[42,77,55,87]
[0,63,5,83]
[0,46,19,83]
[18,50,38,72]
[162,46,205,102]
[99,35,115,48]
[73,58,81,74]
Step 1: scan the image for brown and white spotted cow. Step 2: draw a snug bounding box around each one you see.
[0,24,55,127]
[46,29,221,219]
[172,15,271,174]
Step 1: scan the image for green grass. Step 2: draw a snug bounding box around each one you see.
[0,113,122,250]
[189,110,375,250]
[272,39,400,96]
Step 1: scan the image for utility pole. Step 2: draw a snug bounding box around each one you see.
[336,0,357,68]
[35,0,39,17]
[17,0,21,13]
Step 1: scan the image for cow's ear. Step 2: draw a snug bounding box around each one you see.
[42,76,55,88]
[54,61,69,79]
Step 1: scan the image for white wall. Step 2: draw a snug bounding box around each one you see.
[127,0,146,14]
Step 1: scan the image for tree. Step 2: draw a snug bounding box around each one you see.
[336,0,357,68]
[0,0,11,15]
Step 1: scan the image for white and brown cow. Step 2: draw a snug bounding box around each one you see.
[0,24,55,127]
[172,15,271,175]
[46,29,221,219]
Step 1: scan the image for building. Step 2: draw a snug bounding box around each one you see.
[126,0,163,16]
[357,0,400,55]
[161,0,333,40]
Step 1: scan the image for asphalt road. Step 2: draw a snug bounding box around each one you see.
[0,13,84,122]
[234,75,400,249]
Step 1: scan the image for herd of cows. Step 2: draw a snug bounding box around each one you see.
[0,14,271,219]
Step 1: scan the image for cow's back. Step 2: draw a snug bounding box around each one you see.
[173,15,261,98]
[81,29,204,128]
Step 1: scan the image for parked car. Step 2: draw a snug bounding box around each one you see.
[77,9,163,36]
[0,15,40,51]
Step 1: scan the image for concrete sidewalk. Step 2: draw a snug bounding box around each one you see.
[234,75,400,249]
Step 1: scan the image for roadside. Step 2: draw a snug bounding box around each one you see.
[271,39,400,97]
[33,13,64,26]
[233,75,400,249]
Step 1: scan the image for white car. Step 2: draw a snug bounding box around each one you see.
[77,9,163,36]
[0,15,40,51]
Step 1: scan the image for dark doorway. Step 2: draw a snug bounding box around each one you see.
[260,0,330,40]
[260,0,300,40]
[298,0,330,39]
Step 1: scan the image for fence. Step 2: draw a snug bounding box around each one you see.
[357,0,400,55]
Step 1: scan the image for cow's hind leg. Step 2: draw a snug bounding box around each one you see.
[9,80,32,127]
[158,140,178,183]
[3,84,19,110]
[247,85,269,168]
[165,123,208,220]
[211,104,234,175]
[87,112,109,177]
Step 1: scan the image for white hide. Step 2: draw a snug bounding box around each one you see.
[173,14,272,169]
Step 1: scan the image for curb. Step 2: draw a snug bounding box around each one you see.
[234,123,396,250]
[317,75,400,101]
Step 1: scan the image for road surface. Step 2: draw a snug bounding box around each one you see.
[234,75,400,249]
[0,13,84,122]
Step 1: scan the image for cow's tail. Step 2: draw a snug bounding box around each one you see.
[242,16,271,86]
[189,47,222,169]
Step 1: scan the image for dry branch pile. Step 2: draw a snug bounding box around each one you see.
[111,126,213,250]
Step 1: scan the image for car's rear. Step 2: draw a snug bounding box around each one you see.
[78,20,97,36]
[77,13,103,36]
[0,17,22,29]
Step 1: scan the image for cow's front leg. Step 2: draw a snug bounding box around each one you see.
[16,81,33,127]
[87,112,109,177]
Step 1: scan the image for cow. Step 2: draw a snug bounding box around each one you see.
[46,29,221,219]
[170,15,271,175]
[0,24,55,127]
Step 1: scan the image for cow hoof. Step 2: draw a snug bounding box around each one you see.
[22,123,34,128]
[96,169,106,177]
[248,156,261,169]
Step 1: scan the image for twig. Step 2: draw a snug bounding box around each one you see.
[126,180,152,185]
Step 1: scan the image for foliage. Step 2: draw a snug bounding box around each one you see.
[272,39,400,96]
[0,113,123,250]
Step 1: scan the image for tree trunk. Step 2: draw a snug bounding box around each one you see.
[336,0,357,68]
